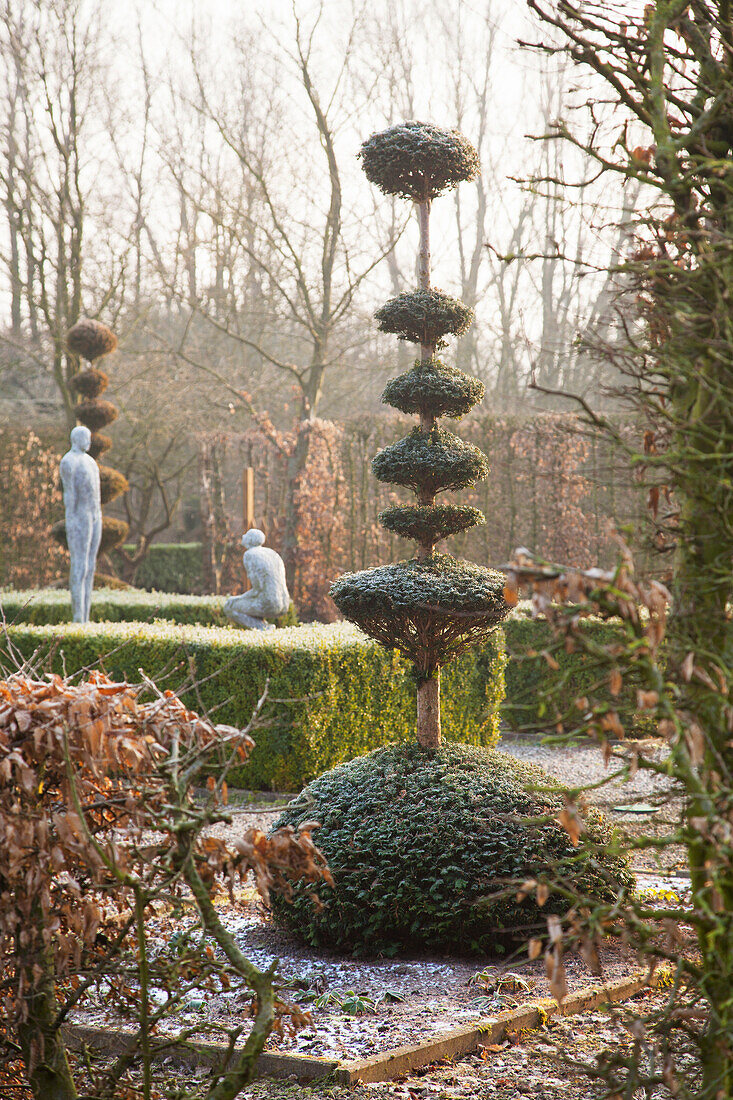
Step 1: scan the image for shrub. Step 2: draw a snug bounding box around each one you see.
[0,429,66,588]
[123,541,205,593]
[503,613,660,736]
[0,668,327,1097]
[0,587,295,628]
[0,621,506,790]
[271,742,632,955]
[359,121,480,201]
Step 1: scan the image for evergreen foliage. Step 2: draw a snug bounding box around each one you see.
[69,368,109,399]
[65,317,118,361]
[375,288,474,348]
[332,556,507,678]
[74,397,118,433]
[382,358,485,419]
[98,517,129,554]
[271,743,632,955]
[98,465,130,506]
[331,120,508,747]
[372,426,489,495]
[359,121,480,201]
[378,502,484,543]
[87,432,112,460]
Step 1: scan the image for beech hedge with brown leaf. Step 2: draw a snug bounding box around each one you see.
[0,670,330,1100]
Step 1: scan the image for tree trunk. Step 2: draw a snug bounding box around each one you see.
[280,421,313,598]
[416,672,441,749]
[16,918,78,1100]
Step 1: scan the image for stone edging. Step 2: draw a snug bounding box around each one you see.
[64,969,660,1086]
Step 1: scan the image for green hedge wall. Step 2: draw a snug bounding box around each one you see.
[119,542,204,594]
[503,615,659,737]
[0,591,659,737]
[0,588,228,627]
[0,621,506,791]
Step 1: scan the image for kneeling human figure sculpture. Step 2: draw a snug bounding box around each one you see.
[59,425,102,623]
[223,529,290,631]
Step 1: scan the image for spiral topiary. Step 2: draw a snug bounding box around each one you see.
[52,318,129,558]
[271,743,633,955]
[330,121,509,748]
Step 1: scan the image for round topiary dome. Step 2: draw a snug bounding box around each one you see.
[271,743,633,955]
[359,121,480,201]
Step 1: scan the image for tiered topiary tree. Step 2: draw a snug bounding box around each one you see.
[331,122,509,746]
[52,318,129,560]
[272,124,632,956]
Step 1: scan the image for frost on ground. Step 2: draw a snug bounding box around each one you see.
[72,898,645,1063]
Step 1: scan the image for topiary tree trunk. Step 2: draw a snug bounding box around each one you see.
[331,122,510,749]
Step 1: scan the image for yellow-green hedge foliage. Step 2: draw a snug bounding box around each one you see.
[0,588,228,627]
[0,620,505,790]
[503,614,659,737]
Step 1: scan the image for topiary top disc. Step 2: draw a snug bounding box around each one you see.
[376,289,474,349]
[379,503,485,544]
[330,553,509,673]
[359,121,480,201]
[270,742,633,955]
[382,358,484,419]
[66,318,118,362]
[372,426,489,496]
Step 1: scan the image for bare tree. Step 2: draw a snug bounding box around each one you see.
[159,6,401,587]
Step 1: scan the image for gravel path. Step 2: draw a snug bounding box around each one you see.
[496,734,676,806]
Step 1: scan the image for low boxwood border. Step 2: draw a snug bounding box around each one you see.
[1,588,227,627]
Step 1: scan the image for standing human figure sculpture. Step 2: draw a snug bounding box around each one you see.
[59,425,102,623]
[223,529,290,631]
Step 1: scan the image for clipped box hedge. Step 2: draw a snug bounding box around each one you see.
[0,588,228,627]
[0,620,506,791]
[503,614,658,737]
[116,542,204,594]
